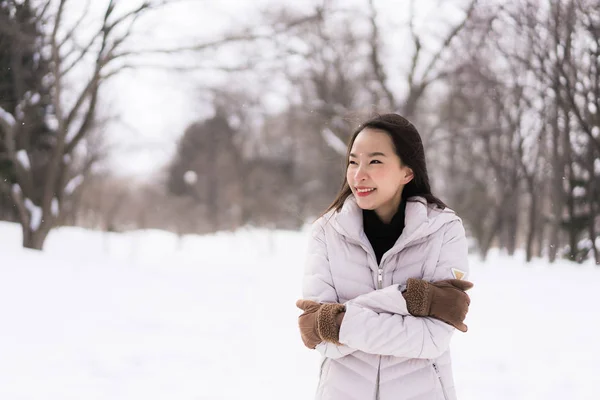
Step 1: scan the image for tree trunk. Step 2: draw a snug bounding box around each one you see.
[561,109,578,262]
[587,163,599,265]
[534,178,549,259]
[497,191,518,256]
[22,225,50,250]
[548,99,563,263]
[534,200,545,259]
[524,178,537,262]
[506,211,518,256]
[480,210,503,259]
[589,214,599,265]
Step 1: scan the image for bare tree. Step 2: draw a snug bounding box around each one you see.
[0,0,176,249]
[435,0,600,264]
[530,0,600,263]
[367,0,479,120]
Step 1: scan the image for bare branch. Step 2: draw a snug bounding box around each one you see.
[144,10,324,54]
[59,0,117,77]
[0,180,29,230]
[64,1,158,154]
[367,0,395,108]
[104,1,152,33]
[420,0,478,82]
[59,33,100,77]
[63,0,117,134]
[57,0,91,51]
[407,0,421,90]
[44,0,76,214]
[103,60,263,73]
[33,0,53,25]
[64,84,100,155]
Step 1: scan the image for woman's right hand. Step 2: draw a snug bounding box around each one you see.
[296,300,346,349]
[402,278,473,332]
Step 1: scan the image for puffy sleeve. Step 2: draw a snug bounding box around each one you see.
[301,219,358,359]
[338,219,470,359]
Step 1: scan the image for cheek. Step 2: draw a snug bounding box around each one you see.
[374,170,402,190]
[369,169,388,182]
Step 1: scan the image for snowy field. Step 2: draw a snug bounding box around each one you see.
[1,221,599,400]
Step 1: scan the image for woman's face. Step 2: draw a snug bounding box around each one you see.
[346,128,414,223]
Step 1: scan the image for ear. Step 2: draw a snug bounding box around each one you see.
[403,167,414,184]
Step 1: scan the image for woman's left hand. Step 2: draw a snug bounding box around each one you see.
[403,278,473,332]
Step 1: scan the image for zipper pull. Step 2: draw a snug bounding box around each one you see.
[377,269,383,288]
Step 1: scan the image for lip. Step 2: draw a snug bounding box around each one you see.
[355,187,376,197]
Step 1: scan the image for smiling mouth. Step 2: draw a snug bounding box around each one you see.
[355,187,376,197]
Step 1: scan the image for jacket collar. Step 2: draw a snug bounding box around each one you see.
[326,195,459,250]
[362,199,406,239]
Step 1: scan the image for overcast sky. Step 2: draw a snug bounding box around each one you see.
[88,0,467,179]
[100,0,278,178]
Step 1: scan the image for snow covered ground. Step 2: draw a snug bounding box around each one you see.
[1,221,599,399]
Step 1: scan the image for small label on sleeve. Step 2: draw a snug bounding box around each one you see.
[451,268,465,280]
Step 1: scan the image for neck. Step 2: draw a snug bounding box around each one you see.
[374,190,403,224]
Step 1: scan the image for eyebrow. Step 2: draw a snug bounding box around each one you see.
[349,152,387,158]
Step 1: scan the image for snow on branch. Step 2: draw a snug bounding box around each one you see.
[0,106,16,132]
[16,150,31,170]
[322,127,347,156]
[64,175,84,195]
[0,106,21,170]
[51,197,60,217]
[11,183,21,196]
[24,198,42,231]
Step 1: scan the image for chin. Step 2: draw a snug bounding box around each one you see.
[355,198,377,210]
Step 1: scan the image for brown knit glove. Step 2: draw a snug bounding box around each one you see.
[296,300,346,349]
[402,278,473,332]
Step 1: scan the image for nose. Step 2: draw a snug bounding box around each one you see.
[354,164,367,182]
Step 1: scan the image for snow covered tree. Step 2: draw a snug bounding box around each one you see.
[0,0,54,223]
[0,0,167,249]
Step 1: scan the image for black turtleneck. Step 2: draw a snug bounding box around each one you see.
[362,199,407,265]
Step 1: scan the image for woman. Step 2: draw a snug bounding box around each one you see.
[296,113,473,400]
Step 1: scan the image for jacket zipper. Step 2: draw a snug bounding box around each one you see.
[379,223,429,266]
[358,223,426,290]
[374,223,428,289]
[432,363,449,400]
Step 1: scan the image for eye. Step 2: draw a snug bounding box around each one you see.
[348,160,357,165]
[370,160,382,164]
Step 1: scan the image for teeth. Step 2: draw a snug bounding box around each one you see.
[357,188,375,193]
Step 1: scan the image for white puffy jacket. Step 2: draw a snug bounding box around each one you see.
[302,195,470,400]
